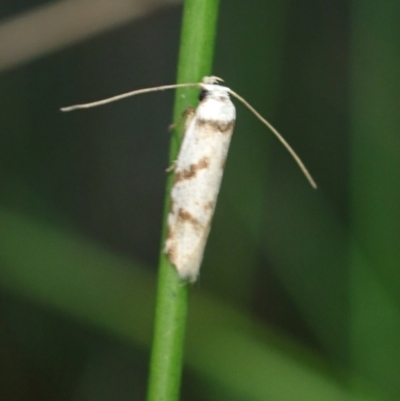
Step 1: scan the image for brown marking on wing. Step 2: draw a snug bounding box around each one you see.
[166,226,174,240]
[178,208,203,231]
[197,156,210,169]
[203,201,215,211]
[166,242,176,264]
[175,156,210,182]
[196,118,235,134]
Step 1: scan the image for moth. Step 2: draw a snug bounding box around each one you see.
[61,76,316,283]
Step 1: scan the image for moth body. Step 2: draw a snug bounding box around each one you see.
[165,80,236,282]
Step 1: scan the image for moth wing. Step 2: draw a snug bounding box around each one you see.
[167,214,212,283]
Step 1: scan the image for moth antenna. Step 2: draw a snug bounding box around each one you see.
[60,82,201,112]
[228,89,317,189]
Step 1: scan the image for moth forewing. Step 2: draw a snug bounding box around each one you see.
[165,83,236,282]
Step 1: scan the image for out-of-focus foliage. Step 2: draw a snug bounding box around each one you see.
[0,0,399,400]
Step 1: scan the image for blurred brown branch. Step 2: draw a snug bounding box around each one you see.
[0,0,181,73]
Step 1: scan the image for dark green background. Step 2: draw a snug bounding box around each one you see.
[0,0,399,400]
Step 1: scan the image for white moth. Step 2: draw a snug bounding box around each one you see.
[61,76,316,283]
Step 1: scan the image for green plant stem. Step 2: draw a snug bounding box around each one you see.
[146,1,220,401]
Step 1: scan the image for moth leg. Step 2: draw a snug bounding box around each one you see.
[168,106,195,131]
[165,160,177,173]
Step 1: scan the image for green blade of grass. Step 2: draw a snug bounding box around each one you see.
[146,1,220,401]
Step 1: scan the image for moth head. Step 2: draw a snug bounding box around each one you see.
[199,77,231,102]
[202,76,224,85]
